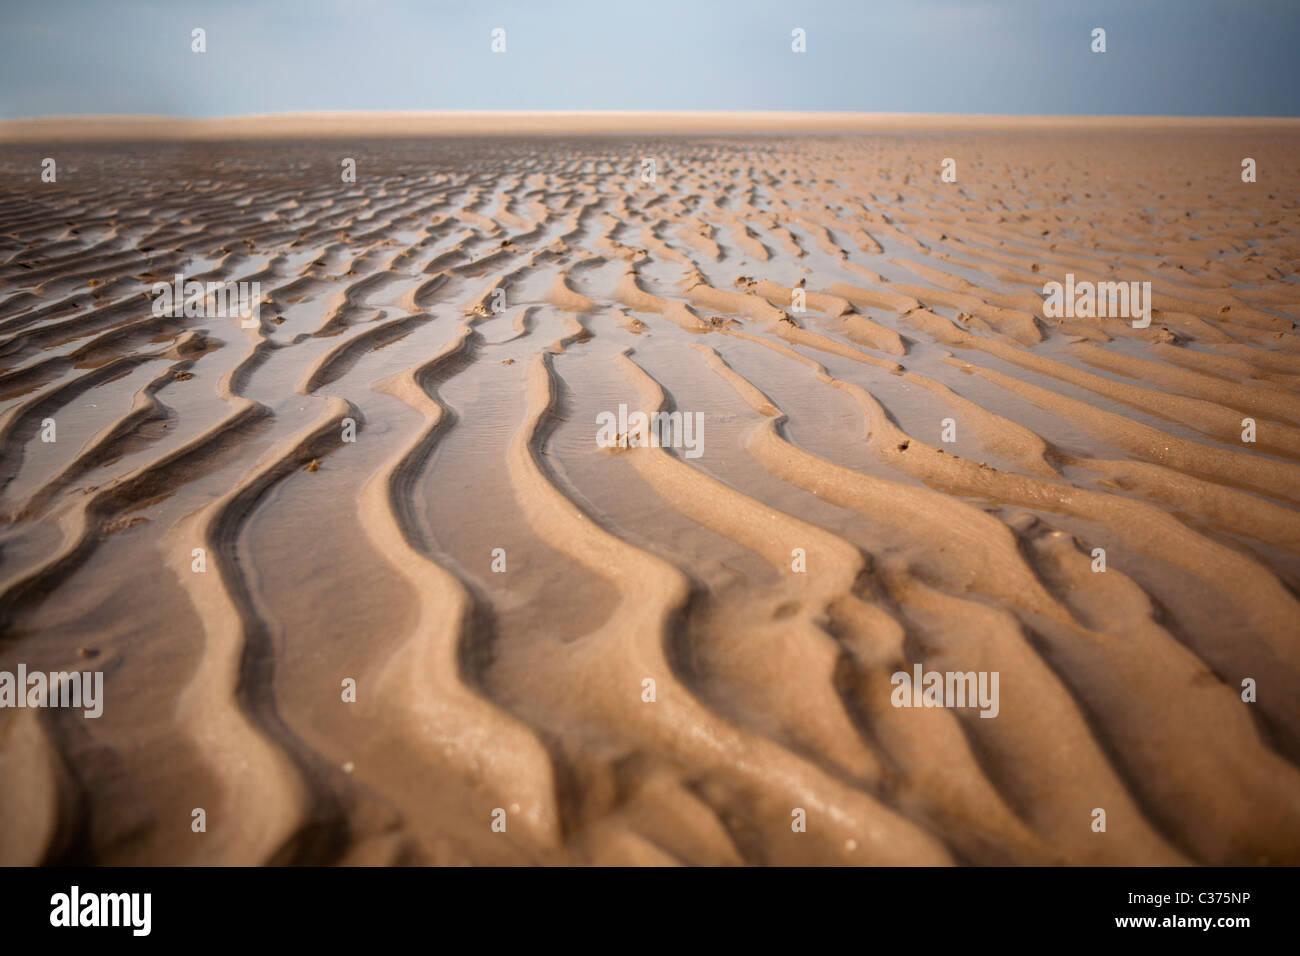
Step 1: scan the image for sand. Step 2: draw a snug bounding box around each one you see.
[0,117,1297,865]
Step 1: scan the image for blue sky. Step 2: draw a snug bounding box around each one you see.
[2,0,1297,118]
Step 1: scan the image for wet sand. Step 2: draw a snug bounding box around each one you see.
[0,122,1298,865]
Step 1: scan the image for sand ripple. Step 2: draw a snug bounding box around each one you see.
[0,132,1297,864]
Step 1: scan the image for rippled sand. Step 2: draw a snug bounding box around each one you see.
[1,126,1298,865]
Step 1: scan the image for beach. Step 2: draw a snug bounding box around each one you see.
[0,116,1298,865]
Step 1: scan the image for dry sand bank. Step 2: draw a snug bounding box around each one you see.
[0,126,1297,865]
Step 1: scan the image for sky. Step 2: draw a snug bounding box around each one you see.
[1,0,1298,118]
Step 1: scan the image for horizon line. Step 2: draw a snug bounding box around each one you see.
[5,110,1299,143]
